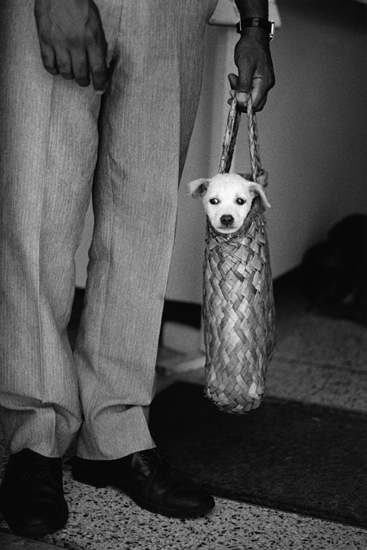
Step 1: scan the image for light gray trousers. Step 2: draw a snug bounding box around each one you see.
[0,0,218,459]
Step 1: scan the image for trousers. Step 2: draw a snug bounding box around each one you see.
[0,0,218,459]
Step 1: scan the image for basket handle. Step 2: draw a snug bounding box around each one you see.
[218,95,265,185]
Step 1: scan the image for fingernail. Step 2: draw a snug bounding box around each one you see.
[236,92,249,104]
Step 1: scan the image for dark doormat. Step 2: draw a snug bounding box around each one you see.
[149,382,367,529]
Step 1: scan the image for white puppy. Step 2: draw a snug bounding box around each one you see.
[188,173,270,234]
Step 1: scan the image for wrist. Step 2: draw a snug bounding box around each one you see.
[234,0,268,18]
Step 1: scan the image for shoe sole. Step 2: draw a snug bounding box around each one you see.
[1,509,68,536]
[72,469,215,519]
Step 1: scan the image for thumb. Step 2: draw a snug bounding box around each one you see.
[228,73,250,109]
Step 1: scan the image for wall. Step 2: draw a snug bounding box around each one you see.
[76,0,367,306]
[166,0,367,302]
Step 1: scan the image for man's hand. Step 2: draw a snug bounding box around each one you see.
[229,28,275,112]
[34,0,108,92]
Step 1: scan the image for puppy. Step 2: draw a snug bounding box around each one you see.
[188,173,270,234]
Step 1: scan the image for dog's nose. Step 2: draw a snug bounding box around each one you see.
[220,215,234,226]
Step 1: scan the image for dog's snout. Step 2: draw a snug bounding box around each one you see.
[220,215,234,226]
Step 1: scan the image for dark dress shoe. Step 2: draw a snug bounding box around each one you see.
[0,449,68,535]
[72,449,215,518]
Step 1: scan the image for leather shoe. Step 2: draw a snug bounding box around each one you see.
[72,449,215,518]
[0,449,68,535]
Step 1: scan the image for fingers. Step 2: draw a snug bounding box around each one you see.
[228,73,238,93]
[231,36,275,112]
[69,50,90,87]
[87,38,108,92]
[84,3,108,91]
[251,76,271,112]
[228,69,270,112]
[54,48,74,80]
[40,41,107,90]
[34,0,108,92]
[58,41,107,91]
[39,41,59,76]
[63,34,107,90]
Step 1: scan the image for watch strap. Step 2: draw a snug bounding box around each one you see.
[236,17,275,40]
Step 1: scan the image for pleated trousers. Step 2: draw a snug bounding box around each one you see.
[0,0,218,459]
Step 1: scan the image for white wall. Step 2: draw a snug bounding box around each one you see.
[76,0,367,306]
[166,0,367,302]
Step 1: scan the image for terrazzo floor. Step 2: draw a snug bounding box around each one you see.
[1,276,367,549]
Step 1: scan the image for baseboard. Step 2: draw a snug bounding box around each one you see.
[72,288,203,330]
[73,271,302,334]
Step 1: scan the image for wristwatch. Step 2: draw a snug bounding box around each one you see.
[236,17,275,41]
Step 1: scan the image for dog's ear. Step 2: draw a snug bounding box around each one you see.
[257,170,269,187]
[238,170,269,186]
[187,178,210,199]
[248,182,271,208]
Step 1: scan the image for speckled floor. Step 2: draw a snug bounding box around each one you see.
[1,276,367,549]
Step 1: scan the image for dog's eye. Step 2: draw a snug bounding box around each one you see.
[209,198,219,205]
[236,198,247,205]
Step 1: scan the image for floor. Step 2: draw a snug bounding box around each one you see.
[1,275,367,549]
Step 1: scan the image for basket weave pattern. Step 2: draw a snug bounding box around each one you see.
[203,97,276,414]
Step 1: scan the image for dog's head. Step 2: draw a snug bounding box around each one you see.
[188,173,270,234]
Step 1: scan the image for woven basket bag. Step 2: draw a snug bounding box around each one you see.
[203,95,276,414]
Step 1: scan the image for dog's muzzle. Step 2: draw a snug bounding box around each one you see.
[220,215,234,227]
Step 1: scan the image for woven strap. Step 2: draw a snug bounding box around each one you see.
[218,95,265,184]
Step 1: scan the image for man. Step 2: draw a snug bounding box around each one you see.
[0,0,274,536]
